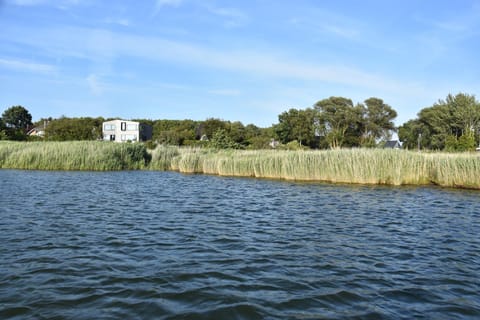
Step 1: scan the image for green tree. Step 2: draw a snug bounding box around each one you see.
[447,93,480,136]
[399,93,480,150]
[246,126,276,149]
[1,105,33,140]
[208,129,242,149]
[361,97,397,147]
[0,117,7,140]
[314,97,361,149]
[244,124,261,140]
[45,117,103,141]
[2,105,32,130]
[196,118,227,140]
[228,121,246,144]
[275,108,316,147]
[153,119,197,145]
[445,132,476,152]
[398,119,429,150]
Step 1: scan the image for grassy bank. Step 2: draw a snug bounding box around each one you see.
[150,145,480,189]
[2,141,480,189]
[0,141,149,170]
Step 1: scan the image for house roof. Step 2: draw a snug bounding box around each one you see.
[103,119,139,124]
[27,127,46,135]
[384,140,401,148]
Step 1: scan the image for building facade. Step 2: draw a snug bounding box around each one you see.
[102,120,152,142]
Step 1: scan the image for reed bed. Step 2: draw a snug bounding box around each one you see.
[150,147,480,189]
[2,141,480,189]
[0,141,149,170]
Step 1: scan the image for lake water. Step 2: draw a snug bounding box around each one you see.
[0,170,479,319]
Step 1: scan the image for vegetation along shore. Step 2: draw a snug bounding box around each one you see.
[2,92,480,189]
[1,141,480,190]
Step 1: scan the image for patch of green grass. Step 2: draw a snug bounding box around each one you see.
[0,141,149,170]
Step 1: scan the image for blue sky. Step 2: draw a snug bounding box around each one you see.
[1,0,480,127]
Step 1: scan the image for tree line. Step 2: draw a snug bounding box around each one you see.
[2,92,480,150]
[399,93,480,151]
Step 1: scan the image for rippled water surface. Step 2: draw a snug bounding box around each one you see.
[1,170,480,319]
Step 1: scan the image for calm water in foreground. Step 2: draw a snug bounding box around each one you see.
[0,170,479,319]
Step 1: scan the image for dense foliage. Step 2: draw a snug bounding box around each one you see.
[275,108,317,148]
[274,97,397,149]
[44,117,104,141]
[2,92,479,151]
[1,105,33,140]
[398,93,480,151]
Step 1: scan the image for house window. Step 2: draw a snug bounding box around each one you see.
[121,134,137,141]
[121,122,127,131]
[126,134,137,141]
[104,124,115,131]
[126,124,137,131]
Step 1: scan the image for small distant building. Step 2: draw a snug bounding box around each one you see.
[269,138,280,149]
[384,140,402,149]
[27,120,49,138]
[27,127,46,137]
[102,119,152,143]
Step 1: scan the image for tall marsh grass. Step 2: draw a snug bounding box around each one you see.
[2,141,480,189]
[150,146,480,189]
[0,141,149,170]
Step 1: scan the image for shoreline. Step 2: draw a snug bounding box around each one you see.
[1,141,480,190]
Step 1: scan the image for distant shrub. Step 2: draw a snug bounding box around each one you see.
[278,140,309,150]
[208,129,243,149]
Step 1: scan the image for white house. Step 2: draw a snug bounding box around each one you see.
[102,119,152,142]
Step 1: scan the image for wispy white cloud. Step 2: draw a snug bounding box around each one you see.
[8,0,84,8]
[103,17,131,27]
[0,58,56,74]
[208,89,241,96]
[86,73,105,95]
[207,6,249,28]
[2,25,421,95]
[156,0,182,7]
[288,8,362,41]
[409,8,480,65]
[322,24,359,40]
[8,0,49,5]
[153,0,182,16]
[414,8,480,35]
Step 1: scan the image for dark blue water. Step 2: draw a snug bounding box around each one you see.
[0,170,479,319]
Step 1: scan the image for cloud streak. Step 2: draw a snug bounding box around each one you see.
[208,89,241,96]
[8,0,83,8]
[153,0,182,16]
[0,57,56,74]
[86,73,105,95]
[206,6,249,28]
[3,25,420,95]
